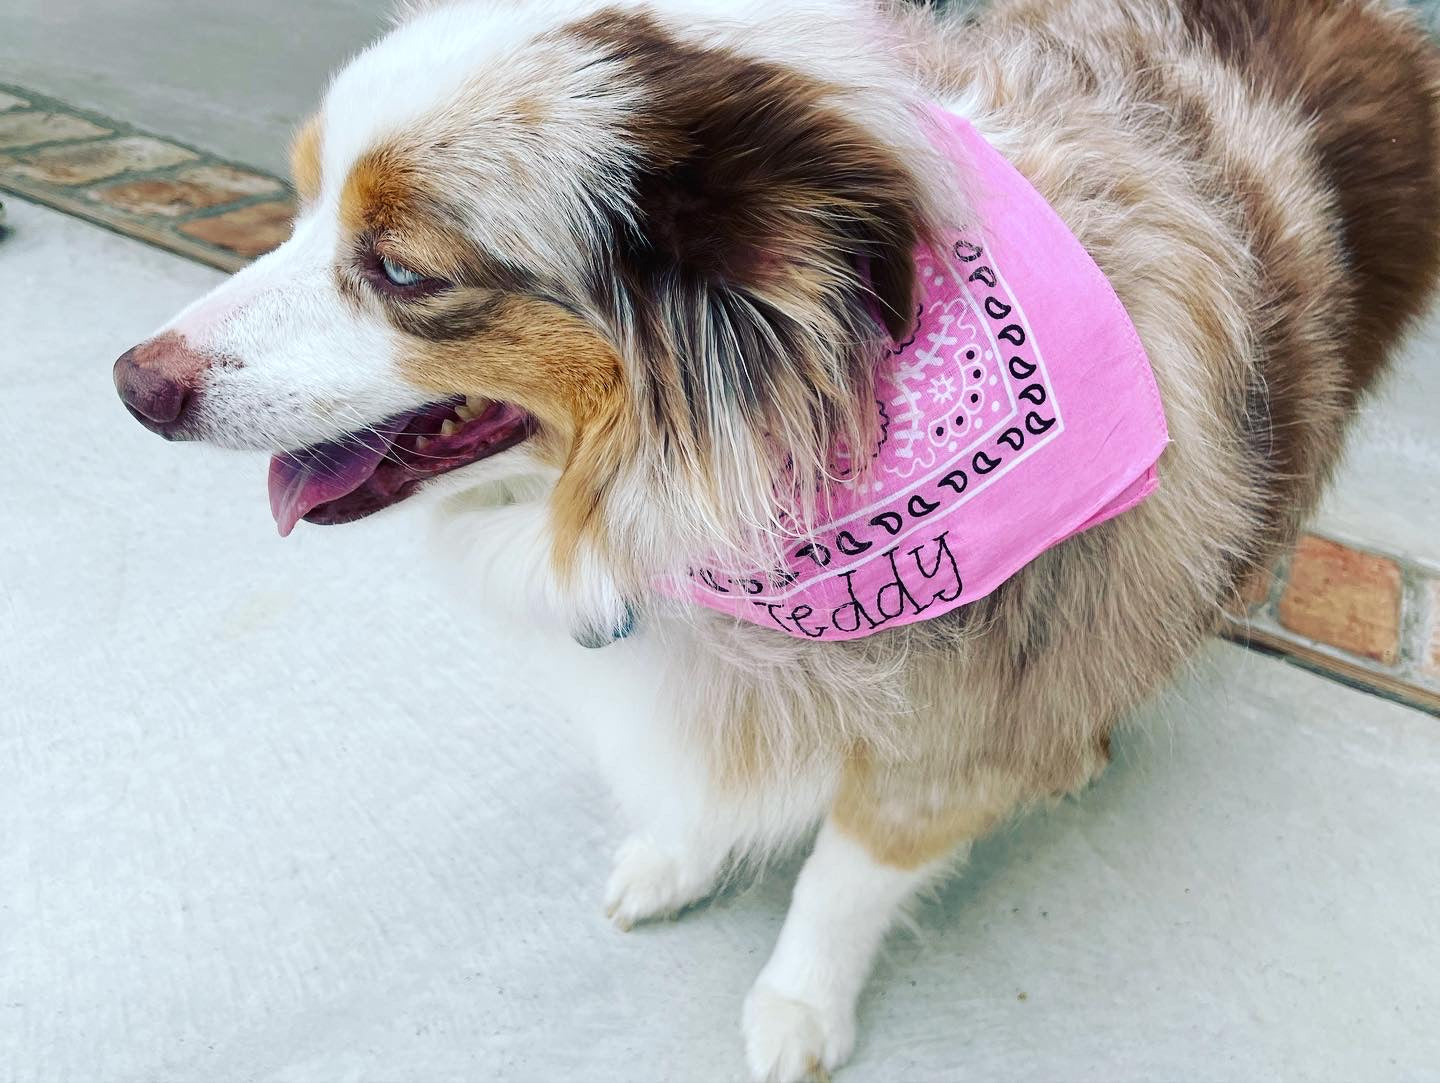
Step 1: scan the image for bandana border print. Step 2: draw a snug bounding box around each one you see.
[685,231,1065,639]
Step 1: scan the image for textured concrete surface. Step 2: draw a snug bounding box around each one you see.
[4,196,1440,1080]
[0,0,384,176]
[1314,305,1440,563]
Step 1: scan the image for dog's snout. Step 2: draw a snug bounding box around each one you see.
[113,332,211,435]
[114,353,190,424]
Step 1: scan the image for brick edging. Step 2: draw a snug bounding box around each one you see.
[1224,535,1440,716]
[0,83,293,269]
[5,85,1437,716]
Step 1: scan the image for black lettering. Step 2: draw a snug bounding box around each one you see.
[908,533,964,605]
[699,568,729,593]
[789,604,826,638]
[874,548,921,621]
[831,570,879,634]
[754,601,793,633]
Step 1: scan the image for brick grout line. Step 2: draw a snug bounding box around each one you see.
[1306,525,1440,577]
[1400,569,1427,676]
[3,84,1437,715]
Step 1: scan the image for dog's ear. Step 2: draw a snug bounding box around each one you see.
[573,12,943,559]
[617,64,925,346]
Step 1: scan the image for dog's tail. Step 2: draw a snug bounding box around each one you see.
[1184,0,1440,397]
[1289,0,1440,396]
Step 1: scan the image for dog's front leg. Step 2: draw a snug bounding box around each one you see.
[743,760,1019,1083]
[583,635,750,930]
[742,821,949,1082]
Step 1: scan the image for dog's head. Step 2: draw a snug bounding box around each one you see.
[114,0,953,604]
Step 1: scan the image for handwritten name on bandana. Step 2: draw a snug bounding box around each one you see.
[679,107,1169,640]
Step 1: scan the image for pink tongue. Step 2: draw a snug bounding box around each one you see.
[267,429,394,537]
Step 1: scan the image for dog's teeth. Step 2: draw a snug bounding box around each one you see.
[440,419,457,437]
[454,402,474,421]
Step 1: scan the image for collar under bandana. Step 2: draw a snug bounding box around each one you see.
[679,106,1169,641]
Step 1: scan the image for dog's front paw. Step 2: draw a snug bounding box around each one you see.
[743,982,855,1083]
[603,835,717,930]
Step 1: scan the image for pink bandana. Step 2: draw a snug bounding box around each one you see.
[679,107,1169,640]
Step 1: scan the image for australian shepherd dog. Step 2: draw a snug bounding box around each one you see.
[114,1,1439,1078]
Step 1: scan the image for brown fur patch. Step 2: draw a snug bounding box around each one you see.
[570,9,926,335]
[400,296,622,439]
[510,96,548,126]
[831,750,1019,869]
[335,142,636,576]
[289,114,323,203]
[338,144,543,290]
[335,140,636,578]
[400,295,630,574]
[339,146,425,237]
[1172,0,1440,563]
[567,8,939,534]
[1179,0,1440,397]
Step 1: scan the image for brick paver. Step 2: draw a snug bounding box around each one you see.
[4,136,197,186]
[92,163,282,217]
[0,111,111,149]
[1277,537,1403,664]
[178,200,294,257]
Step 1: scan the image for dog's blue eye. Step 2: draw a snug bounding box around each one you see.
[379,255,424,287]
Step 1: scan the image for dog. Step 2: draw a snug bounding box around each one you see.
[113,1,1440,1078]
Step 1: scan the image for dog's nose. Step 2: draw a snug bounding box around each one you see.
[113,332,210,433]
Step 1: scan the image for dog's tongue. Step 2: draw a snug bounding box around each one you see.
[267,429,393,537]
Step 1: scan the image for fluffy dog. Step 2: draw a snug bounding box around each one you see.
[114,1,1440,1078]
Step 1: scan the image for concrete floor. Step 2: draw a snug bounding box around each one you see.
[0,0,386,178]
[1315,307,1440,562]
[4,195,1440,1081]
